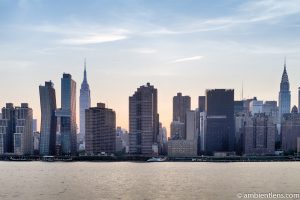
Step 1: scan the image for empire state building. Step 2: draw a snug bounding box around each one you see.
[278,59,291,122]
[79,59,91,149]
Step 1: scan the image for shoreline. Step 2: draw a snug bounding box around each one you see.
[1,155,300,162]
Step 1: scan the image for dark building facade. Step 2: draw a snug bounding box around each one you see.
[234,101,244,114]
[85,103,116,155]
[205,89,235,154]
[298,88,300,114]
[0,103,15,153]
[171,93,191,139]
[129,83,159,155]
[281,112,300,153]
[55,73,77,155]
[198,96,206,112]
[173,93,191,122]
[243,114,276,155]
[0,103,33,155]
[39,81,57,155]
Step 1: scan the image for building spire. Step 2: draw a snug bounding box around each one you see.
[281,57,289,83]
[84,58,87,82]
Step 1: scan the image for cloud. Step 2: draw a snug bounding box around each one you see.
[143,0,300,36]
[170,56,203,64]
[61,34,127,45]
[32,24,129,45]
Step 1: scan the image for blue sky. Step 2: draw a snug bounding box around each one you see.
[1,0,300,132]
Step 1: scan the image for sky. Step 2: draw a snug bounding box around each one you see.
[1,0,300,135]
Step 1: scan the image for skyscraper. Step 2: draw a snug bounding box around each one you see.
[173,93,191,122]
[79,59,91,148]
[171,93,190,139]
[32,119,37,132]
[56,73,77,155]
[298,87,300,114]
[170,121,185,139]
[281,107,300,153]
[198,96,206,112]
[0,103,15,154]
[278,59,291,122]
[85,103,116,155]
[129,83,159,155]
[14,103,33,155]
[39,81,57,155]
[186,110,197,141]
[243,113,275,155]
[205,89,235,154]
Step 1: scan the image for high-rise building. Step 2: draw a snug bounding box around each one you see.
[129,83,159,155]
[199,111,207,152]
[173,93,191,122]
[281,108,300,153]
[14,103,33,155]
[32,119,37,132]
[197,96,206,153]
[278,59,291,122]
[205,89,235,153]
[158,123,167,155]
[171,93,190,139]
[39,81,57,156]
[170,121,185,139]
[85,103,116,155]
[116,127,129,153]
[298,87,300,114]
[198,96,206,112]
[33,131,40,155]
[56,73,77,155]
[234,101,244,114]
[243,113,276,155]
[79,59,91,149]
[186,110,197,141]
[249,99,263,114]
[298,138,300,154]
[235,113,247,155]
[262,101,278,117]
[0,103,15,154]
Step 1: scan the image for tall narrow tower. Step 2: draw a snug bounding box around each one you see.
[278,58,291,122]
[79,59,91,149]
[56,73,77,155]
[298,87,300,114]
[129,83,159,155]
[39,81,57,155]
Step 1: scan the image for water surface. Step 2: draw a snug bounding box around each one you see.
[0,162,299,200]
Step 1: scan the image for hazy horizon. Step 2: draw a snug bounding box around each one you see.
[1,0,300,135]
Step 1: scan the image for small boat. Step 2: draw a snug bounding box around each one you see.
[9,157,32,161]
[42,156,55,162]
[147,157,167,162]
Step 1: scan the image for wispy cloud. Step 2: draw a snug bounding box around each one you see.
[61,34,127,45]
[170,56,203,64]
[32,24,129,45]
[143,0,300,36]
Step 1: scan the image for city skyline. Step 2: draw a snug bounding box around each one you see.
[1,0,300,135]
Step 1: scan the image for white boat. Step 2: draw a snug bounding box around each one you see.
[147,157,167,162]
[42,156,55,162]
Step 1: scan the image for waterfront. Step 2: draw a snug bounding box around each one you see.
[0,162,299,200]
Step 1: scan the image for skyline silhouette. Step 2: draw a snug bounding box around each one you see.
[1,0,300,134]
